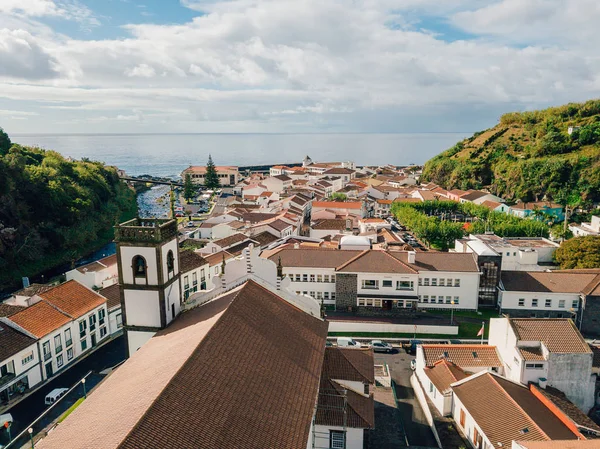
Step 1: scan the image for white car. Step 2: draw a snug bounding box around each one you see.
[370,340,393,353]
[45,388,69,405]
[410,359,416,370]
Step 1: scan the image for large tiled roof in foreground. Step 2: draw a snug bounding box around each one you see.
[421,344,502,369]
[37,280,328,449]
[453,373,578,448]
[509,319,591,354]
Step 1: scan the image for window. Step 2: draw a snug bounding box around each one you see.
[362,280,379,289]
[184,275,189,289]
[100,326,107,338]
[423,295,429,303]
[324,275,329,283]
[192,272,197,286]
[518,298,525,307]
[545,299,552,308]
[358,298,382,307]
[430,295,436,302]
[331,292,336,300]
[57,354,63,369]
[558,300,565,308]
[438,297,444,304]
[310,291,315,298]
[324,292,329,300]
[331,275,336,283]
[43,341,51,361]
[447,278,452,286]
[506,252,510,257]
[54,334,62,354]
[525,363,544,369]
[446,296,451,304]
[429,382,434,393]
[382,280,393,288]
[67,348,74,361]
[302,274,308,282]
[454,296,460,305]
[22,351,34,366]
[89,314,97,331]
[330,430,346,449]
[431,278,437,286]
[116,313,123,328]
[532,299,538,307]
[81,338,88,352]
[99,309,106,326]
[294,274,300,282]
[572,300,579,309]
[418,278,423,286]
[418,295,422,303]
[132,255,147,279]
[317,275,322,283]
[396,281,414,290]
[166,250,175,276]
[439,279,445,286]
[454,279,460,287]
[310,274,315,282]
[459,409,466,427]
[423,278,430,286]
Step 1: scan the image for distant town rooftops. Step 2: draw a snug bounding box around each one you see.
[312,201,363,209]
[183,165,238,173]
[510,201,562,210]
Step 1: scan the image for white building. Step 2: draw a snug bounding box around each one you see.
[98,283,123,335]
[260,175,293,194]
[569,215,600,237]
[488,317,596,413]
[65,254,118,290]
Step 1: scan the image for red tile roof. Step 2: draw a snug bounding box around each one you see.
[39,280,106,318]
[98,284,121,309]
[424,359,468,393]
[509,319,591,354]
[421,344,502,369]
[312,201,362,209]
[10,301,71,338]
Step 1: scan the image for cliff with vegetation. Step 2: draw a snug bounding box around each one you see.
[0,128,137,290]
[421,99,600,204]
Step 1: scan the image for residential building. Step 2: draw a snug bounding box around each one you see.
[312,201,366,219]
[417,359,468,416]
[509,201,565,222]
[0,323,42,405]
[309,219,352,239]
[260,175,293,194]
[97,283,123,335]
[200,233,252,254]
[458,190,505,205]
[267,247,480,311]
[570,215,600,237]
[452,371,582,449]
[489,317,596,412]
[181,165,239,186]
[179,249,209,300]
[66,254,118,289]
[374,199,392,218]
[315,347,375,449]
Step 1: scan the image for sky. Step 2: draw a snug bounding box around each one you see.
[0,0,599,134]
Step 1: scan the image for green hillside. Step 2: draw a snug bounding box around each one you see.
[421,99,600,204]
[0,128,137,290]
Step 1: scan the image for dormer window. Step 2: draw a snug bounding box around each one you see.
[133,255,147,279]
[167,250,175,276]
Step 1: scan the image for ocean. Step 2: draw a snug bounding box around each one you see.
[11,133,469,178]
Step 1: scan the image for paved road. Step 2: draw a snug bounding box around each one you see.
[375,350,438,448]
[1,336,126,447]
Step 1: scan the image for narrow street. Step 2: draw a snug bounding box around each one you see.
[375,350,438,448]
[0,336,126,447]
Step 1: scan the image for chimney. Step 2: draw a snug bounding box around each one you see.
[407,251,416,264]
[22,277,30,289]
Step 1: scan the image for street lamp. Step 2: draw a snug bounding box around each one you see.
[82,378,87,399]
[28,427,33,448]
[450,300,455,325]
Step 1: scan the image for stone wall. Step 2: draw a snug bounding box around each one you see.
[581,295,600,337]
[336,273,357,310]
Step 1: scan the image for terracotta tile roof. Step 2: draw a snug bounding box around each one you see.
[392,251,479,272]
[39,280,106,319]
[212,232,248,248]
[183,165,238,174]
[98,284,121,309]
[178,249,208,273]
[509,319,591,354]
[376,199,393,204]
[337,250,418,274]
[519,346,546,361]
[424,359,468,393]
[421,344,502,369]
[76,254,117,273]
[315,379,375,429]
[501,271,598,294]
[12,283,53,297]
[323,167,355,175]
[481,200,503,210]
[511,201,562,210]
[204,250,234,266]
[460,190,488,201]
[312,201,362,209]
[453,373,578,448]
[312,219,348,230]
[532,384,600,435]
[0,303,26,317]
[10,301,71,338]
[268,219,292,232]
[251,231,279,247]
[392,197,421,203]
[268,248,363,269]
[321,347,375,384]
[516,442,600,449]
[0,323,37,361]
[274,174,292,181]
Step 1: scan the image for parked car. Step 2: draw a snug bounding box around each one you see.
[336,337,362,348]
[45,388,68,405]
[406,339,423,355]
[0,413,13,426]
[371,340,393,353]
[449,339,461,344]
[186,221,195,228]
[410,359,416,370]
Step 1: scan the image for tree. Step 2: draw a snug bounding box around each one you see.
[204,154,220,190]
[0,127,11,155]
[330,192,347,201]
[183,174,195,202]
[554,236,600,269]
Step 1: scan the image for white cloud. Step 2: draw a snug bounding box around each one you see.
[0,0,599,132]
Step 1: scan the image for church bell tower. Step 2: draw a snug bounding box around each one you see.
[115,218,181,355]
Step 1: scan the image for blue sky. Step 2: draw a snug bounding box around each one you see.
[0,0,599,134]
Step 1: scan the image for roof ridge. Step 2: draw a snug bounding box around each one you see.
[487,373,552,441]
[38,298,75,320]
[335,250,370,271]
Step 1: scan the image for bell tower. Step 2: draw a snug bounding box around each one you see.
[115,218,181,355]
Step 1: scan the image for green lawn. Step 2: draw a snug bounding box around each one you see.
[57,398,85,423]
